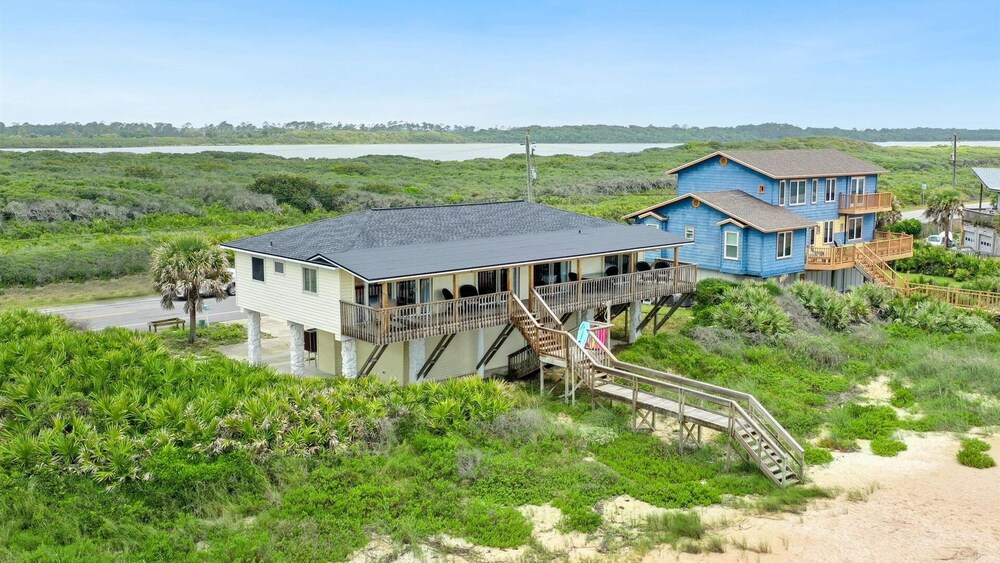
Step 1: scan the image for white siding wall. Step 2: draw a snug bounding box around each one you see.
[233,251,342,334]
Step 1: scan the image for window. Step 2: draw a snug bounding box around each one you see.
[788,180,807,206]
[850,177,865,195]
[684,226,695,240]
[251,257,264,281]
[779,180,786,206]
[825,178,837,202]
[302,268,317,293]
[823,220,835,244]
[807,227,816,246]
[723,231,740,260]
[847,217,863,241]
[478,269,511,294]
[274,261,284,274]
[776,231,793,259]
[811,179,818,204]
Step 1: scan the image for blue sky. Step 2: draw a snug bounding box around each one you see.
[1,0,998,128]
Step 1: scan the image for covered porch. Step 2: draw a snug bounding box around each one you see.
[340,249,695,346]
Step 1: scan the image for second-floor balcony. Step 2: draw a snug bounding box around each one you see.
[839,192,894,214]
[805,231,913,271]
[340,263,698,345]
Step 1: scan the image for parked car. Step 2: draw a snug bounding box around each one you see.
[925,232,947,247]
[174,268,236,299]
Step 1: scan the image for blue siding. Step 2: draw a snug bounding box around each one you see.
[647,154,886,279]
[643,198,810,278]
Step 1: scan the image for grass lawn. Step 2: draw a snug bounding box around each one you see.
[898,272,957,286]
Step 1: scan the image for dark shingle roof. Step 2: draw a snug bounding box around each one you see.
[667,149,887,179]
[685,191,815,233]
[223,201,690,282]
[972,168,1000,192]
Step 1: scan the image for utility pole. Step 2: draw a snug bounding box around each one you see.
[951,132,958,187]
[523,131,535,202]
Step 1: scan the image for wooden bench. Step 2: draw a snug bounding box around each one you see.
[148,317,186,333]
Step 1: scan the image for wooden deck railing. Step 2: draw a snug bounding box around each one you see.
[533,263,698,316]
[806,232,913,271]
[839,192,893,214]
[340,291,512,345]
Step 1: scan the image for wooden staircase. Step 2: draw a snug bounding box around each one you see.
[507,292,805,487]
[855,244,1000,313]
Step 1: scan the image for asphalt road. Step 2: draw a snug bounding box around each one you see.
[901,208,927,221]
[44,295,244,331]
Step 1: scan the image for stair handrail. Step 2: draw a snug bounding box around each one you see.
[582,333,804,478]
[530,288,564,329]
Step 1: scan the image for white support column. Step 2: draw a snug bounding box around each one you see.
[627,300,642,344]
[407,338,426,382]
[243,309,261,365]
[476,329,486,376]
[342,337,358,379]
[288,321,305,377]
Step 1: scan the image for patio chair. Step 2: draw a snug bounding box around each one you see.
[653,260,669,269]
[441,288,454,300]
[459,284,479,298]
[636,261,651,271]
[604,266,619,277]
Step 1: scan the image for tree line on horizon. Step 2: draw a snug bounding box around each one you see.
[2,121,998,144]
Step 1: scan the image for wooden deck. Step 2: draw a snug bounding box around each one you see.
[533,264,697,316]
[805,231,913,271]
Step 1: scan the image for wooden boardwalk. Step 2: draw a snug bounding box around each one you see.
[510,292,805,487]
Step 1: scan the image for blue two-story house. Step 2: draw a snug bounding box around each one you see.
[623,149,913,290]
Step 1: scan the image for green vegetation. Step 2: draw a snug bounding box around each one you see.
[150,237,232,343]
[0,310,801,560]
[897,243,1000,293]
[3,121,1000,147]
[2,137,999,291]
[622,280,1000,451]
[957,438,996,469]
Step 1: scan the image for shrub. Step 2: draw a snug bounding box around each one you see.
[887,218,922,236]
[804,447,834,465]
[788,281,868,330]
[246,174,344,212]
[709,283,792,336]
[957,438,996,469]
[870,436,907,457]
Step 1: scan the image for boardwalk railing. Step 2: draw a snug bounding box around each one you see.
[839,192,893,214]
[510,292,804,486]
[855,244,1000,313]
[341,291,511,345]
[533,263,697,316]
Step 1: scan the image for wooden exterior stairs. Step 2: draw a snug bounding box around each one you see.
[854,245,1000,313]
[508,291,805,487]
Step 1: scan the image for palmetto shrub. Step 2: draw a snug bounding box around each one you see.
[0,310,517,485]
[709,283,792,336]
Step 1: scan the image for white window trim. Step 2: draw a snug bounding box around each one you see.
[788,179,807,206]
[779,180,786,206]
[723,231,740,260]
[274,260,285,274]
[823,220,835,244]
[825,178,837,202]
[776,231,794,259]
[302,267,318,294]
[684,226,695,240]
[811,179,818,204]
[847,217,864,241]
[850,176,866,195]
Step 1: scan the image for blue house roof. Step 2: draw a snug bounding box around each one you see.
[624,191,815,233]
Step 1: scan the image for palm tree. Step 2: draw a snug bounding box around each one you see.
[924,189,964,248]
[151,237,232,343]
